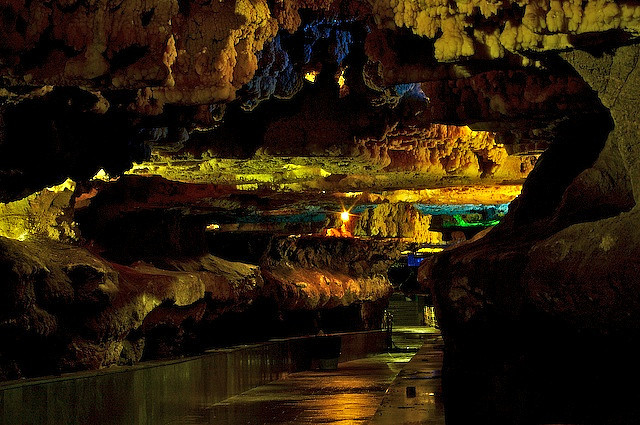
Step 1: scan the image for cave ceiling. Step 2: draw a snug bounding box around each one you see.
[1,0,628,212]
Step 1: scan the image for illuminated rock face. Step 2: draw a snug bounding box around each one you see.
[0,236,262,378]
[0,179,77,241]
[0,0,277,109]
[1,1,640,417]
[0,231,394,378]
[370,0,640,61]
[354,202,442,243]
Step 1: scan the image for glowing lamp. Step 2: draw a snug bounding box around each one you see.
[340,211,350,222]
[304,71,319,83]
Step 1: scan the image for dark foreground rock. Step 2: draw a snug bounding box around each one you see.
[420,44,640,425]
[0,233,396,380]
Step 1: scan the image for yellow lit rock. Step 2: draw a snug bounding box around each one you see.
[350,184,522,205]
[354,203,443,243]
[370,0,640,61]
[91,168,110,182]
[417,247,445,253]
[0,179,77,241]
[434,16,475,61]
[304,71,319,82]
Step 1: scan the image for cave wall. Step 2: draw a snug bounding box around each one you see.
[419,44,640,424]
[354,202,442,243]
[0,228,396,380]
[2,3,640,415]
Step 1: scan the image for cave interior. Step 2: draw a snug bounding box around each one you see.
[2,0,640,423]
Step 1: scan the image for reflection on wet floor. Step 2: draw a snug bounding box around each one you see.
[370,333,445,425]
[201,327,441,425]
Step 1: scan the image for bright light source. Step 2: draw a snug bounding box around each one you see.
[337,70,346,88]
[341,211,350,222]
[417,247,444,254]
[304,71,319,83]
[91,168,110,181]
[206,223,220,230]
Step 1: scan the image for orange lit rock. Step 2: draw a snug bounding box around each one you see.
[326,223,353,238]
[261,236,402,311]
[0,0,278,112]
[357,124,530,180]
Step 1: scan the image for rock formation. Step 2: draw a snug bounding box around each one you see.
[2,0,640,423]
[418,44,640,424]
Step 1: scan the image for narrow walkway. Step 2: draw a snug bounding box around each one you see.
[370,333,445,424]
[202,327,443,425]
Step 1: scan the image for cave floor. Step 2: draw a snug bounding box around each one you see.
[369,332,445,425]
[199,327,443,425]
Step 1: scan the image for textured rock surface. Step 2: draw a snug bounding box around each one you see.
[2,2,640,418]
[260,236,396,329]
[0,0,277,109]
[0,179,77,241]
[0,235,265,378]
[522,44,640,329]
[354,202,442,243]
[370,0,640,61]
[0,229,398,378]
[419,44,640,424]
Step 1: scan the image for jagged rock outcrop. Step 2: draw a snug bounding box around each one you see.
[370,0,640,62]
[358,124,532,179]
[0,236,264,379]
[0,0,278,111]
[260,236,396,318]
[0,179,77,241]
[354,202,442,243]
[419,44,640,424]
[0,227,401,378]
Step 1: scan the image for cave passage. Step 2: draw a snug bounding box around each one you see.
[3,0,640,423]
[206,327,442,425]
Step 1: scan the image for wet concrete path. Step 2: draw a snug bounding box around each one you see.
[370,333,445,424]
[202,327,443,425]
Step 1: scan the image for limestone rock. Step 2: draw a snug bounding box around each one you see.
[0,179,77,241]
[260,236,397,311]
[354,202,442,243]
[419,44,640,424]
[0,236,266,378]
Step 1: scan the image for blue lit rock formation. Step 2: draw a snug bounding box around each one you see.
[240,34,303,111]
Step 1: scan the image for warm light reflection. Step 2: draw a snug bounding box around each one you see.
[206,223,220,230]
[417,247,444,253]
[0,178,77,241]
[337,67,348,97]
[91,168,110,181]
[337,68,346,88]
[304,71,319,83]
